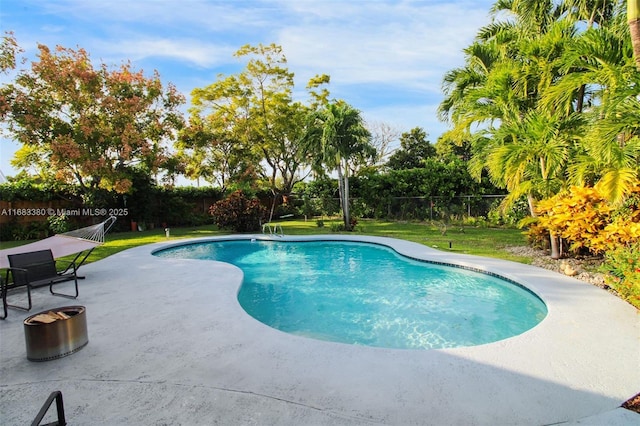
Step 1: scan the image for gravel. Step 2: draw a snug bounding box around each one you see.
[505,246,607,288]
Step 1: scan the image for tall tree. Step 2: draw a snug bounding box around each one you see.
[0,42,185,194]
[439,0,586,257]
[188,44,328,202]
[440,0,638,257]
[0,32,21,73]
[306,101,374,230]
[386,127,436,170]
[542,11,640,204]
[483,110,584,214]
[367,120,400,168]
[176,115,258,189]
[441,2,576,206]
[563,0,615,27]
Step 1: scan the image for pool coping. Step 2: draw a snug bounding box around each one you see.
[1,234,639,425]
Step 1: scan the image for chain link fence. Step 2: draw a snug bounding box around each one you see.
[300,195,508,222]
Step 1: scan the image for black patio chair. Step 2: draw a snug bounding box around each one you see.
[2,249,78,318]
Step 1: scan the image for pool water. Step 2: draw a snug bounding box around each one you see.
[155,239,547,349]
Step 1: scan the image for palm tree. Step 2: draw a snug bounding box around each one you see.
[440,0,587,257]
[484,110,583,210]
[543,13,640,204]
[562,0,615,27]
[440,0,637,257]
[438,40,503,143]
[305,101,374,230]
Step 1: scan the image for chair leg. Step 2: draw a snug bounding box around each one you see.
[32,390,66,426]
[50,276,79,299]
[5,285,33,312]
[1,280,7,320]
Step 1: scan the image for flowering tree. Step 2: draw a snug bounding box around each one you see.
[0,32,21,74]
[0,39,185,193]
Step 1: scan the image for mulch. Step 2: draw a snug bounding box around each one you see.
[623,392,640,414]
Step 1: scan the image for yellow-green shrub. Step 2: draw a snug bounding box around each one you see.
[532,184,640,308]
[596,187,640,252]
[534,186,614,254]
[534,185,640,255]
[602,243,640,309]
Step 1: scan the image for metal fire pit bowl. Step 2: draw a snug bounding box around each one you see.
[23,306,88,362]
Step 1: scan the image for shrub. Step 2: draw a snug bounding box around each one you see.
[330,222,345,232]
[208,190,267,232]
[488,195,529,226]
[602,243,640,309]
[328,217,359,232]
[11,221,49,240]
[534,186,612,255]
[533,185,640,256]
[47,214,70,234]
[520,217,549,250]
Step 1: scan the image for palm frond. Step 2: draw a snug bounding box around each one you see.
[596,168,639,205]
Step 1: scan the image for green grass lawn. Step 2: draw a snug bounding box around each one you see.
[1,218,532,265]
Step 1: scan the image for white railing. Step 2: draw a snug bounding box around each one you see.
[262,223,284,237]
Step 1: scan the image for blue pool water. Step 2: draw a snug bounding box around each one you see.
[155,239,547,349]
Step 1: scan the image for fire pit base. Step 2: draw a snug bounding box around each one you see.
[23,306,88,362]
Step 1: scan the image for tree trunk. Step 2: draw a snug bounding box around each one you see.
[527,193,537,218]
[267,189,278,223]
[576,85,585,113]
[630,1,640,70]
[343,165,351,231]
[527,192,561,258]
[336,164,348,230]
[550,233,561,259]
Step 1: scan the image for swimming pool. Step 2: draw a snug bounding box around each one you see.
[155,239,547,349]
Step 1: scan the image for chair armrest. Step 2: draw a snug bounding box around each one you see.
[5,266,30,286]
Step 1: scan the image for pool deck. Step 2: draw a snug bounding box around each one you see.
[1,234,639,425]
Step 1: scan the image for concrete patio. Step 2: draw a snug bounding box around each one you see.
[1,235,639,425]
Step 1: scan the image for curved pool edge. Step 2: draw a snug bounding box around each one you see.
[152,234,549,306]
[1,234,638,425]
[152,234,549,350]
[147,235,640,411]
[146,233,639,354]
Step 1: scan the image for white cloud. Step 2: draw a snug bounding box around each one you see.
[277,1,490,93]
[31,0,280,34]
[1,0,495,178]
[95,38,236,69]
[364,101,446,138]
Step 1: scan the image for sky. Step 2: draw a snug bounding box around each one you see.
[0,0,495,182]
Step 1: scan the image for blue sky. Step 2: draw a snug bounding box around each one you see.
[0,0,495,180]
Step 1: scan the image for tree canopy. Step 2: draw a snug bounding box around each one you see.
[183,43,331,198]
[386,127,436,170]
[0,38,185,194]
[439,0,639,212]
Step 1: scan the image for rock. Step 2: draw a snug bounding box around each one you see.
[563,265,578,276]
[506,246,603,285]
